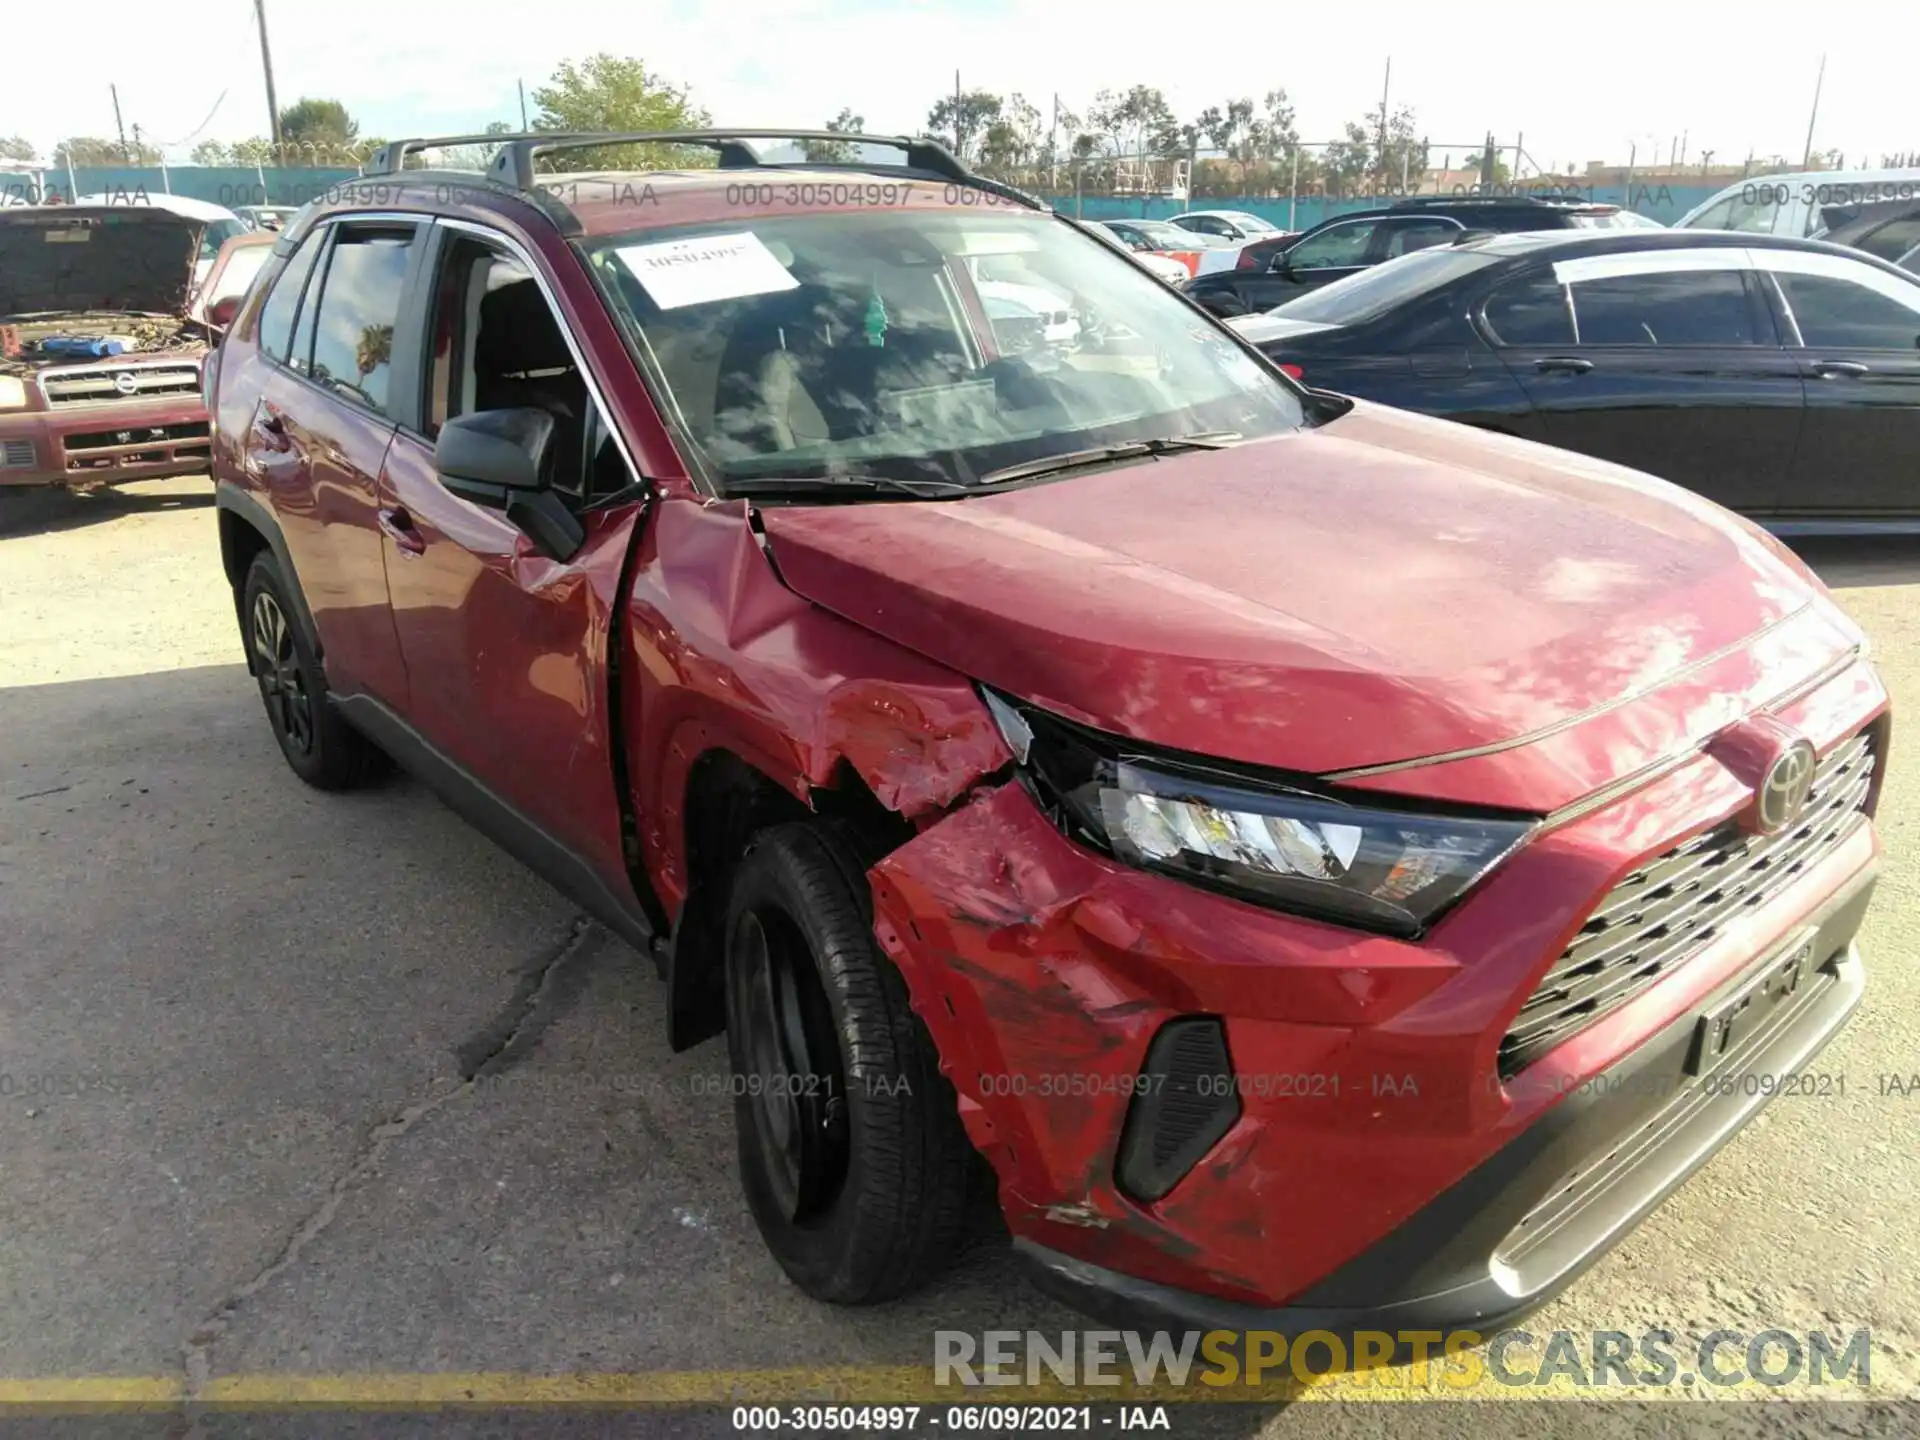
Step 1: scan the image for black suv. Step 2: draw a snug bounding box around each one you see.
[1181,194,1656,316]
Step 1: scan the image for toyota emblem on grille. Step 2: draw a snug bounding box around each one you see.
[1755,739,1817,834]
[112,371,138,395]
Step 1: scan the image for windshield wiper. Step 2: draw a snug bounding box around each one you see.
[722,473,975,501]
[976,432,1241,487]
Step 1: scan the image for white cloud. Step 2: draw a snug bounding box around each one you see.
[6,0,1915,174]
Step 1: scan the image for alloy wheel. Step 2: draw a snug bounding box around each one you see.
[250,589,313,755]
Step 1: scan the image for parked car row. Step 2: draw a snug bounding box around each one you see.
[180,130,1888,1349]
[1178,194,1666,316]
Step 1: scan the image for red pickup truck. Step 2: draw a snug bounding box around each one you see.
[204,130,1886,1340]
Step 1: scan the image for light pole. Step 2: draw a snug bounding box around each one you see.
[254,0,283,162]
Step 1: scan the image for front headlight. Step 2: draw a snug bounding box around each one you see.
[0,376,29,410]
[985,690,1536,937]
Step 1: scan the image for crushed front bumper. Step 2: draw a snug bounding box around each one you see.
[1016,860,1873,1340]
[865,655,1887,1326]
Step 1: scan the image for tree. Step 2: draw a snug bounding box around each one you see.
[1320,120,1374,196]
[190,139,232,165]
[978,93,1044,173]
[1371,103,1427,190]
[54,136,161,166]
[279,97,359,158]
[228,136,278,165]
[1086,85,1182,160]
[0,135,34,163]
[1255,89,1298,163]
[1458,142,1511,186]
[802,107,864,163]
[926,90,1001,162]
[530,54,711,171]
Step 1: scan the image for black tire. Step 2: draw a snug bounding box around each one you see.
[722,821,973,1304]
[240,552,384,790]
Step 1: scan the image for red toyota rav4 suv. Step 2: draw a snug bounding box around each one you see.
[204,131,1888,1339]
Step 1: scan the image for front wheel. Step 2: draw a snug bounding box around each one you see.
[723,822,973,1304]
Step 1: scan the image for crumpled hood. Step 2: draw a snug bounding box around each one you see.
[0,207,204,319]
[758,402,1846,805]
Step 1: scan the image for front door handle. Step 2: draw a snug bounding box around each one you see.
[1534,356,1594,375]
[378,506,426,556]
[1806,359,1870,379]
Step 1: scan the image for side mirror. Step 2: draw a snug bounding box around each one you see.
[434,407,584,561]
[205,293,243,332]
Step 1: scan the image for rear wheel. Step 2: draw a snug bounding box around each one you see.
[723,822,973,1304]
[241,553,384,790]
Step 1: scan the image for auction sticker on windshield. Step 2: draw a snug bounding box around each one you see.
[614,231,800,310]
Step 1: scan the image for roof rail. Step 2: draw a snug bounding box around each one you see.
[1390,192,1596,208]
[364,129,1047,210]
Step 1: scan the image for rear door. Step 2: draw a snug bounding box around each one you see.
[1755,248,1920,516]
[1485,249,1804,513]
[235,218,416,704]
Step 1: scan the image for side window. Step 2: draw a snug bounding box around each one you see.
[1567,269,1759,346]
[1380,219,1461,258]
[1858,216,1920,264]
[1772,269,1920,349]
[1288,221,1378,271]
[1481,272,1575,345]
[1684,196,1737,231]
[425,233,621,503]
[253,228,325,364]
[306,226,417,414]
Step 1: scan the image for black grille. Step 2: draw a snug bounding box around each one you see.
[64,420,209,451]
[1499,729,1875,1079]
[1115,1017,1241,1203]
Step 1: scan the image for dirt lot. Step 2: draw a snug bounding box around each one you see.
[3,477,1918,1438]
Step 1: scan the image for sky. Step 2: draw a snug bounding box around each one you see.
[5,0,1916,176]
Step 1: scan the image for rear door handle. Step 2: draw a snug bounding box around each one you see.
[1534,356,1594,374]
[1806,360,1870,379]
[378,506,427,556]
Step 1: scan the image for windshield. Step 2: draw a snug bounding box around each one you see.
[588,207,1304,493]
[200,217,246,263]
[1268,246,1505,324]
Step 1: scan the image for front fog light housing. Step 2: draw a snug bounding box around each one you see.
[985,690,1536,936]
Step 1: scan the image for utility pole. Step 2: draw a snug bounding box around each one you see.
[1376,57,1391,187]
[954,70,963,159]
[517,79,529,131]
[1801,53,1826,167]
[254,0,283,163]
[1050,93,1059,194]
[110,84,129,161]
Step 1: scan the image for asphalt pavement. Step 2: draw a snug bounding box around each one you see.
[3,478,1918,1439]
